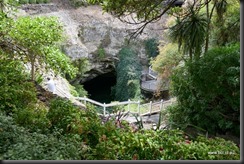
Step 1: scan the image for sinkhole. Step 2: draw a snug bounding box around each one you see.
[82,71,116,104]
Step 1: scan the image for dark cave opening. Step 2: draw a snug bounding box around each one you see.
[82,71,117,104]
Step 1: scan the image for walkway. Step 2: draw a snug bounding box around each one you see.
[140,66,166,93]
[141,79,161,92]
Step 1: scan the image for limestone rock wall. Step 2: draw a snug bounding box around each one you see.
[17,0,167,99]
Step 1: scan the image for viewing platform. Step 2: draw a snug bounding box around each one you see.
[140,66,170,100]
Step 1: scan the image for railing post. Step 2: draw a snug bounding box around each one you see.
[137,100,140,115]
[149,101,152,115]
[103,103,106,116]
[159,99,164,112]
[128,99,130,112]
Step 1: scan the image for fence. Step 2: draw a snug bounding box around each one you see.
[75,97,176,116]
[148,66,158,79]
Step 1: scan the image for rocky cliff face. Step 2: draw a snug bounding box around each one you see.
[18,1,167,83]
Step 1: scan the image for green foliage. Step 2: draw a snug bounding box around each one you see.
[169,9,208,60]
[72,84,88,97]
[0,56,37,114]
[9,16,63,51]
[87,0,168,22]
[169,44,240,136]
[0,0,19,13]
[211,0,240,46]
[69,84,79,97]
[97,47,106,60]
[69,83,88,97]
[144,38,159,59]
[36,0,44,4]
[12,102,50,134]
[8,16,78,80]
[46,97,83,134]
[43,0,50,3]
[0,112,87,160]
[113,47,142,101]
[151,43,182,88]
[43,46,78,79]
[69,0,88,8]
[0,104,240,160]
[67,57,89,84]
[72,58,89,77]
[28,0,36,4]
[78,104,108,148]
[0,13,14,50]
[19,0,29,4]
[35,73,44,84]
[92,128,240,160]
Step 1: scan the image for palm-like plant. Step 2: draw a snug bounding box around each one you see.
[168,7,208,61]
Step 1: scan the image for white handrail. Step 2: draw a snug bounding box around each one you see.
[75,96,177,116]
[148,66,158,79]
[76,97,104,106]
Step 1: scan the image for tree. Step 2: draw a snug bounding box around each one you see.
[6,16,78,80]
[168,7,208,61]
[113,47,142,101]
[0,52,37,113]
[169,44,240,136]
[211,0,240,46]
[144,38,159,59]
[151,43,183,86]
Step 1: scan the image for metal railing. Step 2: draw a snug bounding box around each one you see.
[148,66,158,79]
[75,97,176,116]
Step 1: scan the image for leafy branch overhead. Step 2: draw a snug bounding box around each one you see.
[2,15,78,80]
[87,0,200,39]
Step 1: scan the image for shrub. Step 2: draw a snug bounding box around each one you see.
[0,112,87,160]
[92,128,240,160]
[144,38,159,59]
[67,57,89,85]
[169,44,240,136]
[77,104,119,148]
[97,47,106,60]
[0,109,240,160]
[36,0,44,4]
[43,0,50,3]
[47,99,104,147]
[29,0,36,4]
[69,84,88,97]
[46,97,83,134]
[0,111,25,157]
[12,102,50,134]
[0,57,37,114]
[113,47,142,101]
[19,0,29,4]
[73,84,88,97]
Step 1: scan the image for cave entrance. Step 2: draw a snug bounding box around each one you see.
[82,71,116,104]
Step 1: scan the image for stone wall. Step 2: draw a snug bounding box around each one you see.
[17,1,168,99]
